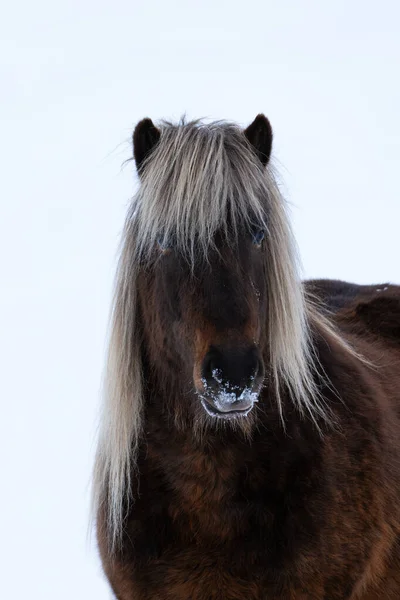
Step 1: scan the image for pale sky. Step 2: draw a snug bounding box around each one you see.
[1,1,399,598]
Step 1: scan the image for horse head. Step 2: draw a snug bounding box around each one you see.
[133,116,273,422]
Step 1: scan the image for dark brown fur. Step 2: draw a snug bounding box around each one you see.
[97,277,400,599]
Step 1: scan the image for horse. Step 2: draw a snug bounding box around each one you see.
[93,115,400,599]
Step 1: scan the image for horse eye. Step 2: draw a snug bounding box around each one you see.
[252,229,265,246]
[157,237,171,254]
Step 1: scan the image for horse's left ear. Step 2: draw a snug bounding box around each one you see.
[244,114,273,166]
[133,118,161,173]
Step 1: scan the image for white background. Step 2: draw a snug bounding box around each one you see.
[1,1,399,598]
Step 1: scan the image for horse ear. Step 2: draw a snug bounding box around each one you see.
[133,118,161,173]
[244,114,273,166]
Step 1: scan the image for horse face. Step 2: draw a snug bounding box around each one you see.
[142,228,267,421]
[134,115,273,422]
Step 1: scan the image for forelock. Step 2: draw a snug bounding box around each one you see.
[129,119,271,263]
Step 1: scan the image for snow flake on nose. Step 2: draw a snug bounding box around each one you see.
[211,368,223,384]
[201,372,259,407]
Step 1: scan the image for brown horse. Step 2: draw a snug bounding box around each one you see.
[93,115,400,599]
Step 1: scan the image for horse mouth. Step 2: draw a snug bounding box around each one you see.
[200,397,255,419]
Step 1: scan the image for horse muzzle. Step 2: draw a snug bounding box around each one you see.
[198,345,264,419]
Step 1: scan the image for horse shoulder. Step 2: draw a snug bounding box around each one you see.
[353,291,400,345]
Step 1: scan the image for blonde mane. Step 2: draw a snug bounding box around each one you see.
[92,119,354,552]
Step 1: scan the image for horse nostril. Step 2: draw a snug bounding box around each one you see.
[201,345,263,396]
[201,349,223,389]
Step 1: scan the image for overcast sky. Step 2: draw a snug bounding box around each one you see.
[1,1,399,598]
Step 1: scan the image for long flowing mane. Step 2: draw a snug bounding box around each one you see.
[93,119,354,551]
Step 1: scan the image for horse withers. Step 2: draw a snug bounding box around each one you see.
[93,115,400,599]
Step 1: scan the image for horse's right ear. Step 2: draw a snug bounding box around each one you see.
[133,118,161,173]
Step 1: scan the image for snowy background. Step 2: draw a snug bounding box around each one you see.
[1,1,399,598]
